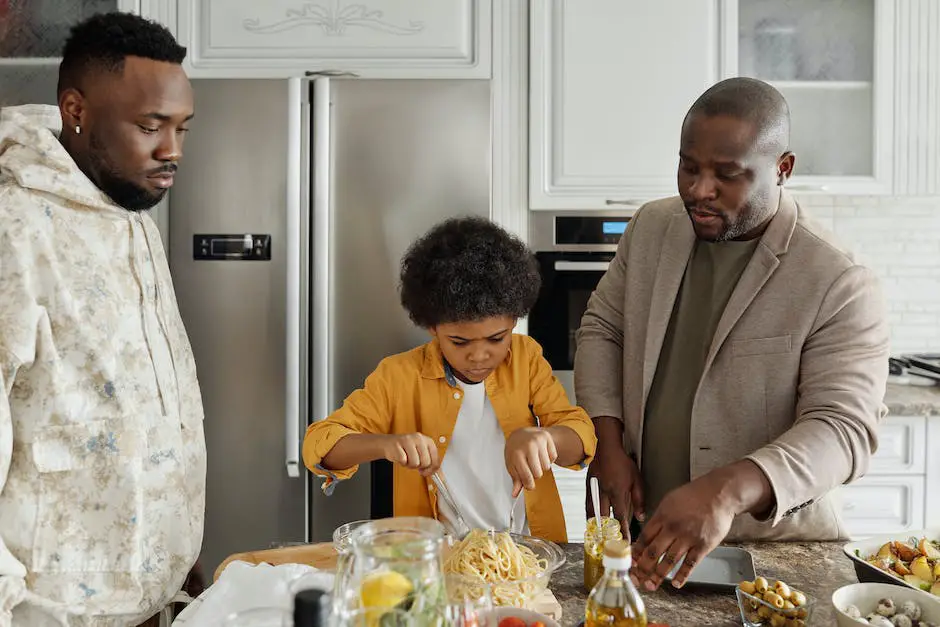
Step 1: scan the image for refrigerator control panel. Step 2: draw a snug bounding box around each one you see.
[193,234,271,261]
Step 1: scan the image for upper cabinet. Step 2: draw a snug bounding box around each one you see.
[529,1,722,210]
[173,0,492,79]
[0,0,141,107]
[531,0,940,209]
[727,0,894,195]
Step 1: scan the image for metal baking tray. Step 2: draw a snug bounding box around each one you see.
[663,545,757,590]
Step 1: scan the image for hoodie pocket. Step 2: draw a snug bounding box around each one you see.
[31,420,146,573]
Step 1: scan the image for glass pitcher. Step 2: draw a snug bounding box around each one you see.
[333,517,448,625]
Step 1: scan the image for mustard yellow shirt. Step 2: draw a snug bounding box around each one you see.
[302,334,596,543]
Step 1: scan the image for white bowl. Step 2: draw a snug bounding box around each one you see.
[832,582,940,627]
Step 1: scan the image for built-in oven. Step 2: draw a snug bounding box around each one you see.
[528,212,632,403]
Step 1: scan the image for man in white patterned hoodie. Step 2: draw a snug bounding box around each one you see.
[0,13,206,627]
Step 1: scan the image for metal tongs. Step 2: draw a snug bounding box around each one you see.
[431,471,471,540]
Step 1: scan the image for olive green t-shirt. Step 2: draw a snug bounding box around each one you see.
[641,237,761,515]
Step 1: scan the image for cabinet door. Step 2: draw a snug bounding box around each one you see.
[0,0,138,108]
[869,415,926,475]
[530,0,721,210]
[837,476,925,539]
[176,0,491,78]
[727,0,894,194]
[553,466,588,542]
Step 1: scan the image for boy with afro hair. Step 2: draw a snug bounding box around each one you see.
[303,217,596,542]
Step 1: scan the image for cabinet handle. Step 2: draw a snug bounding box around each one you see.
[605,199,644,206]
[787,184,830,192]
[305,70,360,78]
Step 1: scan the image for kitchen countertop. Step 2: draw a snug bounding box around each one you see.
[552,541,855,626]
[885,382,940,416]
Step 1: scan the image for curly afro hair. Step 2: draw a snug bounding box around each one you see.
[399,216,542,329]
[58,12,186,96]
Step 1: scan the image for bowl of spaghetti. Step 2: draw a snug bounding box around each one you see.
[443,529,566,610]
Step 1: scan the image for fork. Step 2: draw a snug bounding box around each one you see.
[432,471,472,540]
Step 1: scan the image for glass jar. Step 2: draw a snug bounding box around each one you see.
[333,517,448,624]
[583,516,623,591]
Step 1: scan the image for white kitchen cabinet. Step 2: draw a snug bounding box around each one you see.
[838,476,925,538]
[554,466,589,542]
[723,0,896,195]
[173,0,491,79]
[137,0,177,36]
[725,0,940,196]
[528,0,722,210]
[833,414,938,539]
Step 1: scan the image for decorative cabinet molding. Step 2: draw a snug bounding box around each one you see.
[529,0,722,210]
[175,0,492,78]
[892,0,940,195]
[138,0,178,38]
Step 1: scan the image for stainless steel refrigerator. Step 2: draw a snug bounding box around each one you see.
[168,77,491,574]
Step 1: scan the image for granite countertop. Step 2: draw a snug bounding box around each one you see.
[885,382,940,416]
[552,541,855,627]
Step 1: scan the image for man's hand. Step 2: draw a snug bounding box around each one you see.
[382,433,441,477]
[505,427,558,497]
[631,460,773,591]
[587,416,645,538]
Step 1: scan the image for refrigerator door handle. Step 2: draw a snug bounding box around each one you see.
[285,77,307,478]
[310,77,332,463]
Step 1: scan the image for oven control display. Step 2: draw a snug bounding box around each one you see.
[556,217,631,246]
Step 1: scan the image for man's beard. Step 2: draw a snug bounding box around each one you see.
[87,132,166,212]
[687,203,766,242]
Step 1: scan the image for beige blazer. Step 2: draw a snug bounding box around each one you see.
[574,190,889,541]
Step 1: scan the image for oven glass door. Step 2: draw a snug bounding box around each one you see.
[529,252,613,371]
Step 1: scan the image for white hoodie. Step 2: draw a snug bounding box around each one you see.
[0,105,206,626]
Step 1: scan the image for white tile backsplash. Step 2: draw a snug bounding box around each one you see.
[794,193,940,355]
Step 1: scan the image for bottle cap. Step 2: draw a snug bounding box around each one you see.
[604,540,631,559]
[293,588,331,626]
[602,539,632,570]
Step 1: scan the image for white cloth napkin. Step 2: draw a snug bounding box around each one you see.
[172,561,334,625]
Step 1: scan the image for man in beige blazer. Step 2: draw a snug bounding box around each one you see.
[575,77,889,591]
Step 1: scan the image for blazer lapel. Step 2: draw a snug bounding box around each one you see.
[702,189,800,371]
[641,213,695,411]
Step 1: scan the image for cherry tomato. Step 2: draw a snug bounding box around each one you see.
[498,618,527,627]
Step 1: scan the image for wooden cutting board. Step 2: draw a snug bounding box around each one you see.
[213,542,564,620]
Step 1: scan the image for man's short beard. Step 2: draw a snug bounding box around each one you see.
[87,131,165,211]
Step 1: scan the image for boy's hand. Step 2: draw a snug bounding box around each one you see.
[505,427,558,497]
[382,433,440,476]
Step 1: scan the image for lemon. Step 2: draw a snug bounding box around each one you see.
[359,571,414,609]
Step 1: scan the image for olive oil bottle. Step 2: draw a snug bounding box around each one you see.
[584,540,647,627]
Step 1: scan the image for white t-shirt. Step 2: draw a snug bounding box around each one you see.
[438,380,528,533]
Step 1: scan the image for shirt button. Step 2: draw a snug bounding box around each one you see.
[438,436,446,444]
[453,392,461,400]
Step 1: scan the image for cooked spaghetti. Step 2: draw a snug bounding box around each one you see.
[443,529,548,607]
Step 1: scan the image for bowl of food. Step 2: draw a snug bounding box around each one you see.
[843,530,940,597]
[492,608,560,627]
[735,576,814,627]
[832,582,940,626]
[443,530,566,610]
